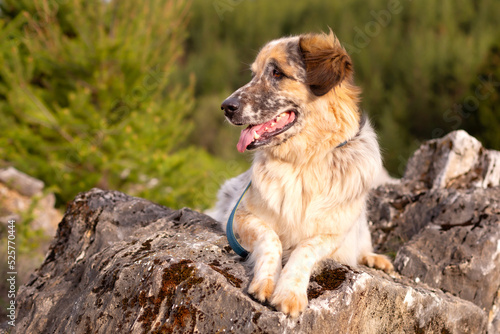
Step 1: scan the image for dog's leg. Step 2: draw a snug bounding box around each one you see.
[235,209,282,302]
[271,234,339,317]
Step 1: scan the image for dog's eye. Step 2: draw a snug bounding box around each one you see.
[272,69,284,79]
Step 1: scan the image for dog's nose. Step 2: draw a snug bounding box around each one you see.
[221,97,240,118]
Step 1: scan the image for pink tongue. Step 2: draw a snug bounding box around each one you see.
[237,127,255,153]
[236,112,294,153]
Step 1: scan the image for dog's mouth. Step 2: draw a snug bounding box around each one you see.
[237,111,297,152]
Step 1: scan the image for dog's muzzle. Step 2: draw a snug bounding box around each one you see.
[221,96,298,153]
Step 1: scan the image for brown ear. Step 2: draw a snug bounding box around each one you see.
[299,31,353,96]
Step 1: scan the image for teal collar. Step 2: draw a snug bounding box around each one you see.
[337,140,347,148]
[226,182,251,258]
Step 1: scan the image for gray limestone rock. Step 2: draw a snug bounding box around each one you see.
[13,189,486,334]
[8,130,499,334]
[369,130,500,333]
[0,167,61,237]
[403,130,500,190]
[0,167,44,197]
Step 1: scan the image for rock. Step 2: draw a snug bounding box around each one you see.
[403,130,500,189]
[0,167,44,197]
[13,189,486,334]
[0,167,63,326]
[394,188,500,310]
[369,130,500,333]
[9,130,499,334]
[491,291,500,334]
[0,167,62,237]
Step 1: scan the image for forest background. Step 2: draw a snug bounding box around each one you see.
[1,0,499,211]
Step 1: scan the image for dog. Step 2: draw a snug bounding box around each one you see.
[211,30,393,317]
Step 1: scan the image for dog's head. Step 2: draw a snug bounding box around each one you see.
[221,31,359,154]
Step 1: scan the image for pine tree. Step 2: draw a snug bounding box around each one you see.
[0,0,232,209]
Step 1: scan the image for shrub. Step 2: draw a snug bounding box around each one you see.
[0,0,232,210]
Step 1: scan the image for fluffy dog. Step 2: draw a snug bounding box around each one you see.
[211,31,393,317]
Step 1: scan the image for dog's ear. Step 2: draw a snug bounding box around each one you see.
[299,31,353,96]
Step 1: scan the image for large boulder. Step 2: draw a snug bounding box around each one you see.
[369,130,500,333]
[7,131,500,333]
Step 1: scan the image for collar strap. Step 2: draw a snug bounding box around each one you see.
[337,140,347,148]
[336,114,366,148]
[226,182,251,258]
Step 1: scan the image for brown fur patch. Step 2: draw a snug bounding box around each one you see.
[299,31,353,96]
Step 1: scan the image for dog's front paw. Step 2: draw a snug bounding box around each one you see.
[248,247,282,302]
[248,277,275,302]
[271,286,308,318]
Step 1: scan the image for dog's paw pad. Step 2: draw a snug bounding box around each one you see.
[271,289,307,318]
[362,253,394,273]
[248,277,275,302]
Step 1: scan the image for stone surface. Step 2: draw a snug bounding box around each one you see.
[403,130,500,190]
[12,189,486,334]
[0,167,62,237]
[491,290,500,334]
[0,167,44,197]
[7,130,500,334]
[0,168,63,324]
[369,130,500,333]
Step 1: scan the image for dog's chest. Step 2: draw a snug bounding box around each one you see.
[249,157,339,238]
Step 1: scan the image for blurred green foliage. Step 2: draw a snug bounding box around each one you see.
[463,42,500,150]
[181,0,500,175]
[0,0,499,212]
[0,0,241,210]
